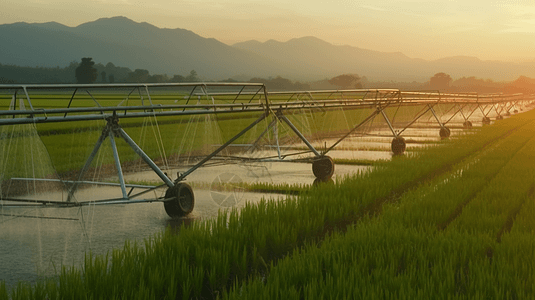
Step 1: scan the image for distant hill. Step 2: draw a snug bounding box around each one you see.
[234,38,535,82]
[1,16,535,82]
[0,16,278,80]
[233,37,428,81]
[505,76,535,94]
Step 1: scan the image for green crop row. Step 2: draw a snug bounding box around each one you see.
[222,112,535,299]
[2,108,530,299]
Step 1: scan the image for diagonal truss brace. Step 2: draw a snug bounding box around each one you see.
[66,113,174,202]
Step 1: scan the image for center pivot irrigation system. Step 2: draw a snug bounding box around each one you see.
[0,83,533,217]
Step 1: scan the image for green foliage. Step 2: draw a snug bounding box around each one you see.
[248,76,310,91]
[429,72,452,91]
[185,70,199,82]
[328,74,362,89]
[0,61,79,84]
[452,76,504,93]
[225,110,535,299]
[75,58,99,84]
[125,68,150,83]
[5,102,535,298]
[0,77,15,84]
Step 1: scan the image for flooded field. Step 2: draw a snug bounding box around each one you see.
[0,123,473,287]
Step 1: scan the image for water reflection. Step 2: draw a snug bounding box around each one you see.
[0,129,444,288]
[313,177,335,186]
[164,216,195,233]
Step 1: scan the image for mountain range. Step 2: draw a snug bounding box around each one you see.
[1,16,534,82]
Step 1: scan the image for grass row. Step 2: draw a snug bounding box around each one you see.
[2,106,532,298]
[222,109,535,298]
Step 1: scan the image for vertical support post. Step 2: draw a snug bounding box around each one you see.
[109,131,128,199]
[10,93,16,110]
[262,84,271,114]
[137,87,145,106]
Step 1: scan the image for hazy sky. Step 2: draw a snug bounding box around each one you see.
[3,0,535,61]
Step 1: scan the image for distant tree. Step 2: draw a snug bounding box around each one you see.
[359,76,369,88]
[101,71,107,83]
[248,76,310,91]
[147,74,169,83]
[169,74,185,83]
[429,72,452,91]
[108,74,115,83]
[0,77,15,84]
[328,74,362,89]
[75,58,98,84]
[99,62,131,82]
[270,76,293,90]
[185,70,199,82]
[125,69,150,83]
[451,76,504,93]
[293,81,310,91]
[504,76,535,94]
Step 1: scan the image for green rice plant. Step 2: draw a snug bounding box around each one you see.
[332,158,388,166]
[222,112,535,299]
[0,282,7,300]
[446,126,535,237]
[383,119,535,231]
[223,220,503,299]
[6,108,535,299]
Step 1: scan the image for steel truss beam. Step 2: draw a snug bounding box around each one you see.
[1,83,535,209]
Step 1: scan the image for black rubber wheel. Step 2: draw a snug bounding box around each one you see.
[439,127,451,139]
[515,109,520,113]
[496,115,503,120]
[463,121,473,129]
[164,182,195,218]
[312,156,334,180]
[482,117,491,125]
[391,136,406,155]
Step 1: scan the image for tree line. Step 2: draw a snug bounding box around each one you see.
[0,58,200,85]
[0,57,313,91]
[0,58,528,94]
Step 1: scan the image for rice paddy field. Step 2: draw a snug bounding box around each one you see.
[2,90,535,298]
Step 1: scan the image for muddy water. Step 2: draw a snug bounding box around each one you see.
[0,125,448,287]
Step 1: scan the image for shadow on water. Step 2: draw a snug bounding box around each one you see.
[164,216,195,233]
